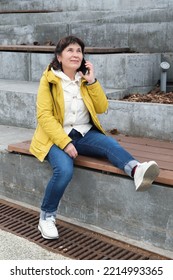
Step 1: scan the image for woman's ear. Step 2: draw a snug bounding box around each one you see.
[57,55,61,63]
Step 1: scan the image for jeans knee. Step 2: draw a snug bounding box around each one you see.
[53,164,73,182]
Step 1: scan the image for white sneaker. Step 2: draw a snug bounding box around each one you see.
[38,216,59,239]
[134,161,160,191]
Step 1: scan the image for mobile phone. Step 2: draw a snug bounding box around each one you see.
[78,58,88,75]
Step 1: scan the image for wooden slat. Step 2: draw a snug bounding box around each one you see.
[75,155,125,175]
[118,148,173,170]
[7,135,173,187]
[8,140,31,155]
[116,134,173,149]
[0,10,60,14]
[0,45,130,54]
[116,141,173,156]
[156,170,173,185]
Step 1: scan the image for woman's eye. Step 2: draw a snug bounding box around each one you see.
[67,48,82,53]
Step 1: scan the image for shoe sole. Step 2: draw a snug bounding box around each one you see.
[136,163,160,191]
[38,225,59,240]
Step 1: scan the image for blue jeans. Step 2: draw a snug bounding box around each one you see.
[40,127,138,219]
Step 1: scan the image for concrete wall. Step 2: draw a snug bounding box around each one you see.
[0,80,38,129]
[99,101,173,141]
[1,78,173,140]
[0,0,173,53]
[1,0,173,12]
[0,51,161,86]
[0,151,173,251]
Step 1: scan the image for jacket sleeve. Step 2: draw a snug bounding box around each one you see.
[36,75,72,149]
[85,80,109,113]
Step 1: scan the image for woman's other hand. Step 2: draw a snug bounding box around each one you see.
[64,143,78,159]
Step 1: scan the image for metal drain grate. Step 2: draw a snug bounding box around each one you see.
[0,199,169,260]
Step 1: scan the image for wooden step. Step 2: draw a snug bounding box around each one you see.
[0,45,131,54]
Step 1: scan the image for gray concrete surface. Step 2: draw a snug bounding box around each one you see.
[99,101,173,141]
[1,74,173,141]
[1,0,172,12]
[0,51,163,106]
[0,0,173,53]
[0,52,161,86]
[0,80,38,128]
[0,229,70,260]
[0,125,34,151]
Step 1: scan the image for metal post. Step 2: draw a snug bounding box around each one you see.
[160,71,167,92]
[160,62,170,93]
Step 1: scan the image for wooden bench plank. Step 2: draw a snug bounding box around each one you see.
[157,170,173,185]
[120,149,173,170]
[0,45,130,54]
[8,141,31,155]
[116,134,173,149]
[118,142,173,156]
[8,140,172,171]
[0,10,61,14]
[7,135,173,187]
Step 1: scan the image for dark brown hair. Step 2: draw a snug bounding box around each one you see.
[49,35,85,71]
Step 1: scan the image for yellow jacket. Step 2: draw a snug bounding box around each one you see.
[29,67,108,161]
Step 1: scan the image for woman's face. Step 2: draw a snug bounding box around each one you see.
[57,43,83,73]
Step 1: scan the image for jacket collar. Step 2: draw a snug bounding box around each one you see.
[51,68,82,83]
[44,66,86,85]
[43,66,60,84]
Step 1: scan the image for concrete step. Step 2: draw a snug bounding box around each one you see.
[1,0,171,13]
[0,125,34,151]
[1,77,172,142]
[99,100,173,142]
[1,77,172,141]
[0,79,125,129]
[0,14,173,53]
[0,3,173,52]
[0,79,123,129]
[0,124,173,253]
[0,11,117,26]
[0,79,38,129]
[0,51,161,87]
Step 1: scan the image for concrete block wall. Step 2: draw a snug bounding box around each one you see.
[0,80,38,128]
[0,51,162,132]
[1,0,172,12]
[99,101,173,141]
[0,51,161,86]
[1,49,171,141]
[1,150,173,252]
[0,0,173,53]
[1,77,172,141]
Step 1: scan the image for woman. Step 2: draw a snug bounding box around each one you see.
[30,35,159,239]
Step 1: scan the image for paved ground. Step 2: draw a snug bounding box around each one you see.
[0,228,70,260]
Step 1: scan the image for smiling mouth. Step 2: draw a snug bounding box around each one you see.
[71,60,79,63]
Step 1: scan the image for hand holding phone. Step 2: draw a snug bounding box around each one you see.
[78,58,88,75]
[78,59,95,84]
